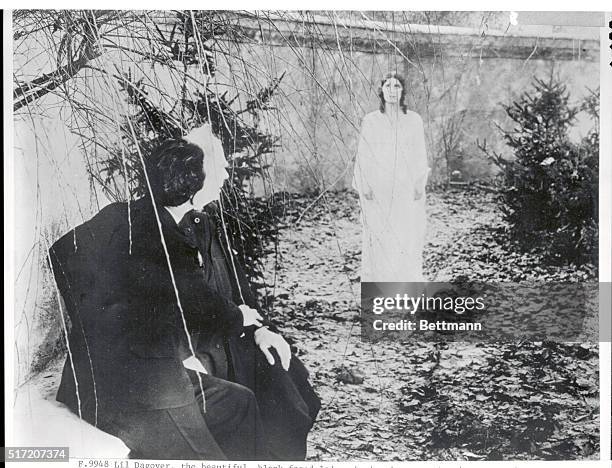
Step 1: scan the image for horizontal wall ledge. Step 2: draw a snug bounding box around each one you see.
[225,12,599,62]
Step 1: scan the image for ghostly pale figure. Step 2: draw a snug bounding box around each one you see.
[353,73,430,299]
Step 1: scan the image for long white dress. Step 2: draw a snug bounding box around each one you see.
[352,110,430,283]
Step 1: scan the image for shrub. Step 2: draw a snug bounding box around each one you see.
[480,77,598,265]
[96,12,283,287]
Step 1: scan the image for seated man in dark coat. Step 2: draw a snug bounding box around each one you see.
[49,127,319,460]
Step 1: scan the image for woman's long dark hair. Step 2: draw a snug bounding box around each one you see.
[378,72,407,114]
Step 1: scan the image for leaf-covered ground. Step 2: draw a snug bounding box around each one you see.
[261,187,599,461]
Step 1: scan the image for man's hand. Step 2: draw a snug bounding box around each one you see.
[238,304,263,327]
[254,327,291,371]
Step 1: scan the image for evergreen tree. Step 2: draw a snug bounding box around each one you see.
[99,11,283,286]
[481,76,598,264]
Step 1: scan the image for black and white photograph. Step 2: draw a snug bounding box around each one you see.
[5,7,611,464]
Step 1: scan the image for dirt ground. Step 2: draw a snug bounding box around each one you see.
[261,188,599,461]
[20,187,599,461]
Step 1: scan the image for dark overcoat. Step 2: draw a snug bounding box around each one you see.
[177,208,321,460]
[50,197,319,459]
[50,197,244,424]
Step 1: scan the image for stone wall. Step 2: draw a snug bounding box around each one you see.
[11,14,600,380]
[215,14,599,192]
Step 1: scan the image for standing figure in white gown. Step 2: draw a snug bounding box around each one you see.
[353,72,430,285]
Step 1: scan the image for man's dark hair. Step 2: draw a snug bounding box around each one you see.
[145,138,205,207]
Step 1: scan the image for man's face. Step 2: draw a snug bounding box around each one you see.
[190,148,229,208]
